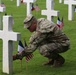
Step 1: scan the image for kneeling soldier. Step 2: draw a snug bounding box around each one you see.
[13,14,70,67]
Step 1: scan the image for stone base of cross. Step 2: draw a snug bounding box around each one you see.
[64,0,76,20]
[0,15,21,74]
[41,0,59,21]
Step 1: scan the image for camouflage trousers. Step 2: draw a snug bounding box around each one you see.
[38,42,70,59]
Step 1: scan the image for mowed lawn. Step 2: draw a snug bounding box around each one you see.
[0,0,76,75]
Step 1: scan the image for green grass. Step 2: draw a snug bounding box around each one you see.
[0,0,76,75]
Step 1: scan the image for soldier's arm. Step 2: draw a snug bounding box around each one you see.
[24,31,47,53]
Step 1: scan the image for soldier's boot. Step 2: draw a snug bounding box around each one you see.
[52,55,65,67]
[43,52,65,67]
[43,59,54,65]
[13,51,26,61]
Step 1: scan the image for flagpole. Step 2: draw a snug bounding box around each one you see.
[20,60,22,72]
[25,58,28,75]
[0,13,2,30]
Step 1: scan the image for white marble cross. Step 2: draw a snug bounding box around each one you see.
[17,0,21,6]
[64,0,76,20]
[0,1,6,15]
[0,15,21,74]
[17,0,36,15]
[23,0,36,15]
[0,6,5,12]
[59,0,63,3]
[41,0,59,21]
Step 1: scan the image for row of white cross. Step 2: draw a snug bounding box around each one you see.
[0,0,76,74]
[16,0,59,21]
[16,0,76,21]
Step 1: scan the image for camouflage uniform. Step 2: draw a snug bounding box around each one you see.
[24,18,70,59]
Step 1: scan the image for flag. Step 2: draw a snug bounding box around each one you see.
[18,40,24,53]
[57,17,61,28]
[21,0,23,3]
[56,17,64,30]
[31,3,35,11]
[24,40,33,62]
[26,54,33,62]
[0,2,5,7]
[17,40,24,70]
[35,4,40,11]
[18,40,33,62]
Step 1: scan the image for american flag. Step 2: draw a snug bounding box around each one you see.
[26,54,33,62]
[0,2,5,7]
[21,0,23,3]
[18,40,33,61]
[24,40,33,62]
[35,4,40,11]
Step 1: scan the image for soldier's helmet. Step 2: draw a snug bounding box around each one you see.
[24,14,35,28]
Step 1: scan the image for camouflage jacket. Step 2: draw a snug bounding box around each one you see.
[25,18,70,53]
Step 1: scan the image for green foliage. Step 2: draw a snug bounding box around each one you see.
[0,0,76,75]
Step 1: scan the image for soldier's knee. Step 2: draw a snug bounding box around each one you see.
[40,51,50,57]
[62,45,70,53]
[39,45,50,57]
